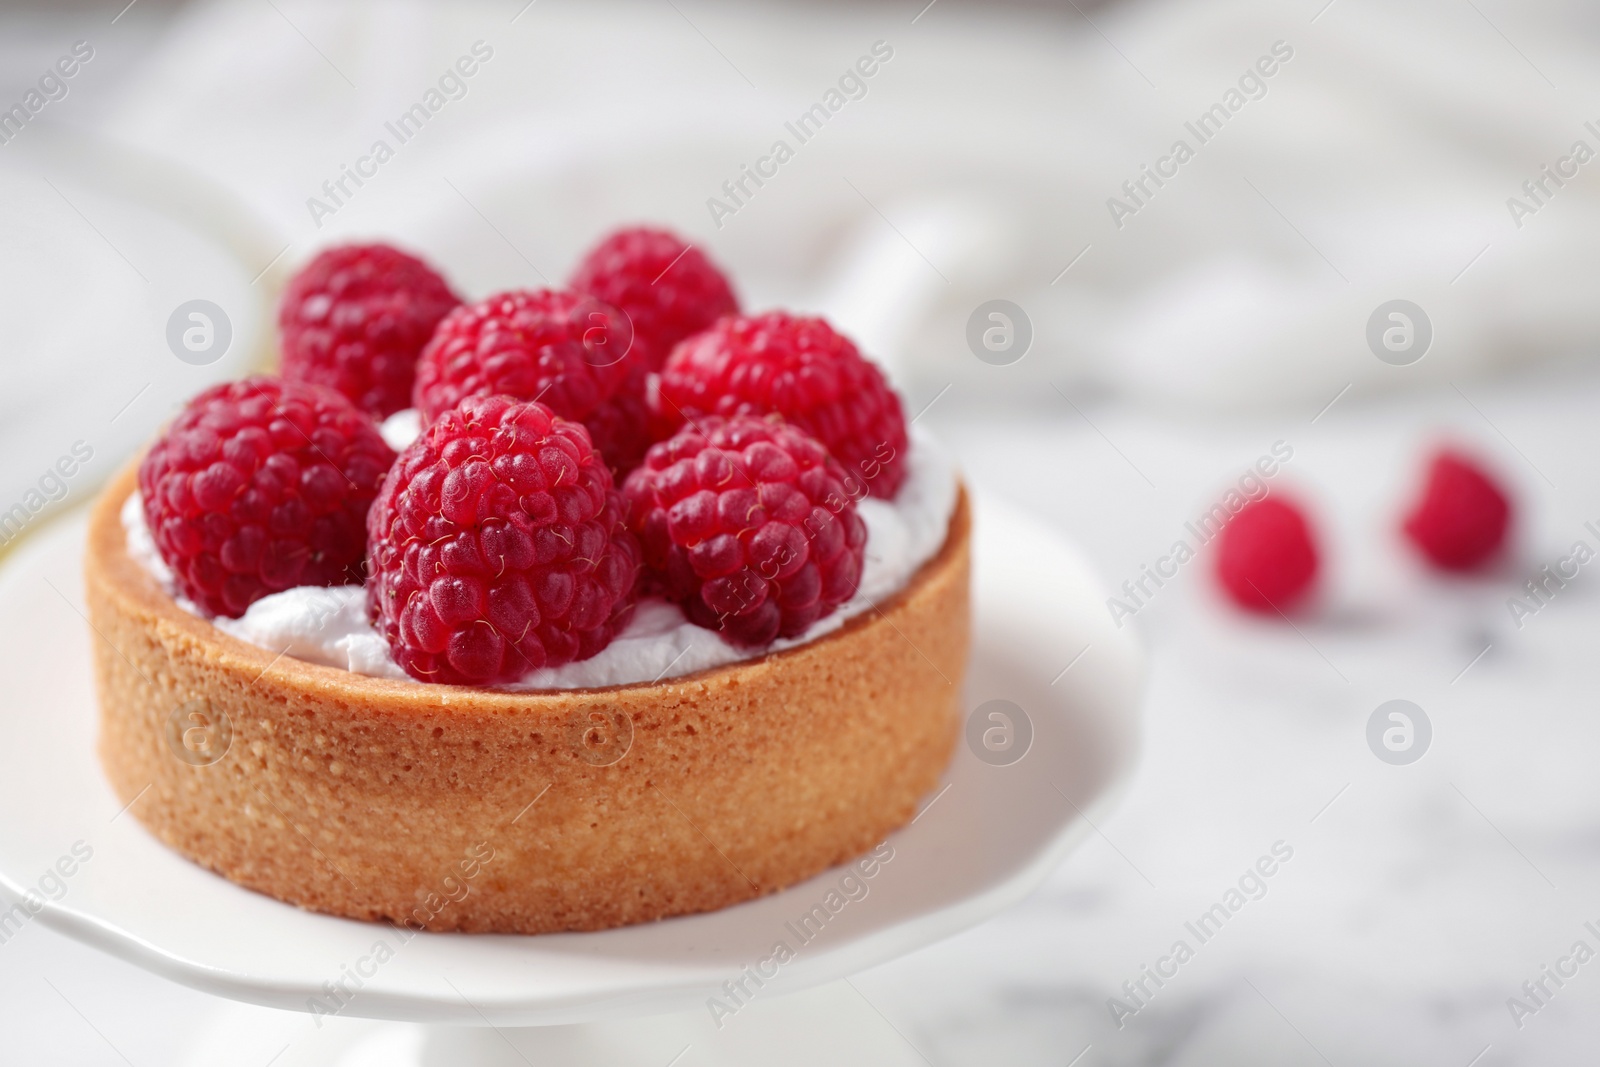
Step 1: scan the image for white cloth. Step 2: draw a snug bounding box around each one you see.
[94,0,1600,413]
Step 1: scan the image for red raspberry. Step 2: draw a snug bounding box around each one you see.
[623,416,867,647]
[568,226,739,370]
[138,376,396,618]
[1215,496,1319,614]
[581,363,655,478]
[279,243,460,419]
[1402,448,1511,571]
[656,312,909,498]
[412,289,633,429]
[366,394,640,686]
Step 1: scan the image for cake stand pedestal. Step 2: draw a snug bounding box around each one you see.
[0,493,1141,1067]
[183,979,943,1066]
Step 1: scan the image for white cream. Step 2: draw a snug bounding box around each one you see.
[124,424,958,690]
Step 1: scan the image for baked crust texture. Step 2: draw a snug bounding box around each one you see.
[86,462,971,933]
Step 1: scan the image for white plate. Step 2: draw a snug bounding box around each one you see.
[0,492,1140,1027]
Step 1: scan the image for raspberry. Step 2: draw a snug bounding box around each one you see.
[412,289,633,428]
[366,394,640,685]
[138,376,396,618]
[279,243,460,419]
[656,312,909,498]
[581,362,655,478]
[568,226,739,370]
[1215,496,1319,613]
[1402,448,1511,571]
[622,416,867,647]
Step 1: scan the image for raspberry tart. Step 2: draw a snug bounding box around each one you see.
[86,229,970,934]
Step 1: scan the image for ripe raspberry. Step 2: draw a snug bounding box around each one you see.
[1402,448,1511,571]
[279,243,460,419]
[1215,496,1319,613]
[581,363,655,478]
[412,289,633,428]
[568,226,739,370]
[623,416,867,647]
[138,376,396,618]
[657,312,909,498]
[366,394,640,686]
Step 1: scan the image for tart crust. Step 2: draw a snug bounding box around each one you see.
[85,461,970,933]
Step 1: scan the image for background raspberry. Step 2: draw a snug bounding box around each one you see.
[568,225,739,370]
[656,311,909,498]
[1214,495,1319,613]
[412,289,633,427]
[580,363,655,479]
[366,394,639,685]
[623,415,867,647]
[138,375,396,618]
[1402,447,1511,571]
[278,243,460,419]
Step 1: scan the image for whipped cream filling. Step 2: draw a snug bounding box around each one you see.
[124,420,958,690]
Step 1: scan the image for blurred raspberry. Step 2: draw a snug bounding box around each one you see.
[1215,496,1319,613]
[366,394,639,685]
[278,243,459,419]
[623,415,867,647]
[139,376,396,618]
[580,363,655,479]
[656,312,908,498]
[568,226,738,370]
[412,289,633,427]
[1403,448,1511,571]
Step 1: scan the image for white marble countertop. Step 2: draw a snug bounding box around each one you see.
[866,381,1600,1066]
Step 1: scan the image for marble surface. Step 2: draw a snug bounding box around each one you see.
[865,382,1600,1066]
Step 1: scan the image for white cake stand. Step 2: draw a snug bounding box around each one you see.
[0,492,1141,1066]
